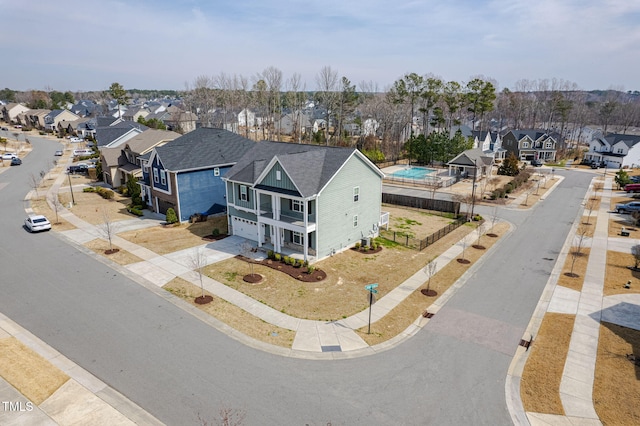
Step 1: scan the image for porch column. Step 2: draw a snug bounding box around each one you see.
[303,199,309,262]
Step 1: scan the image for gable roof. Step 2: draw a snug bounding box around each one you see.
[603,133,640,148]
[447,148,493,167]
[224,141,382,198]
[95,121,148,147]
[123,129,181,154]
[153,127,255,171]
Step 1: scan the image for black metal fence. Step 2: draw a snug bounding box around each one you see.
[382,193,460,216]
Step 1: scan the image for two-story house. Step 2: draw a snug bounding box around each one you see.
[501,130,558,163]
[1,103,30,124]
[585,133,640,169]
[143,128,255,221]
[44,109,80,132]
[223,141,385,263]
[100,129,181,188]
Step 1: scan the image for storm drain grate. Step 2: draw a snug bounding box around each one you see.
[321,345,342,352]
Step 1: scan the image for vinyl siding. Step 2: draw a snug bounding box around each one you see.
[260,162,298,193]
[316,155,381,258]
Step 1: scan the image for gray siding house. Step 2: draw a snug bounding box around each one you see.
[223,141,385,263]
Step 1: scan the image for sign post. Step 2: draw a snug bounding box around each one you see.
[365,284,378,334]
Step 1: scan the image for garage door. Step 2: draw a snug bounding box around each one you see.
[232,216,259,240]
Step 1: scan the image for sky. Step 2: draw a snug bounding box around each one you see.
[1,0,639,93]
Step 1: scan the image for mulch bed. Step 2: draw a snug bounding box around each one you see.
[241,256,327,282]
[487,233,498,238]
[195,295,213,304]
[104,249,120,255]
[243,273,263,283]
[202,233,228,242]
[472,244,486,250]
[350,246,383,254]
[457,258,471,264]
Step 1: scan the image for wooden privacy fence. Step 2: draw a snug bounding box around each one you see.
[380,216,466,251]
[382,193,460,216]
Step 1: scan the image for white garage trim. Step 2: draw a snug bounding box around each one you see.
[231,216,259,240]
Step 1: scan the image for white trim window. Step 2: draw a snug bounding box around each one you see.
[292,231,303,245]
[545,142,553,149]
[153,168,159,183]
[291,199,303,212]
[276,170,281,180]
[160,170,166,186]
[240,185,248,201]
[214,167,220,177]
[353,186,360,202]
[353,215,358,228]
[522,141,529,148]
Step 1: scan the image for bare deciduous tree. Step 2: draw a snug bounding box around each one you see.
[190,248,209,301]
[568,224,589,277]
[47,193,63,224]
[99,208,118,253]
[422,260,437,296]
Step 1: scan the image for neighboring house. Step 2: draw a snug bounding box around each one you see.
[223,141,385,263]
[100,129,181,188]
[585,133,640,169]
[501,129,558,162]
[472,130,506,161]
[143,128,255,222]
[57,117,93,136]
[70,100,100,117]
[21,109,51,129]
[95,121,148,148]
[44,109,80,131]
[279,112,311,136]
[447,148,494,179]
[2,103,30,123]
[76,117,97,139]
[123,106,150,123]
[165,106,198,133]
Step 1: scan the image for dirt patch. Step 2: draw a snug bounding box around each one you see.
[594,322,640,424]
[0,337,69,405]
[520,313,575,414]
[163,277,295,347]
[117,217,227,255]
[84,239,144,265]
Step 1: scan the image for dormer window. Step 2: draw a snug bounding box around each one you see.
[522,142,529,148]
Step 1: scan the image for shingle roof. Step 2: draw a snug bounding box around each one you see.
[95,121,148,147]
[123,129,181,154]
[224,141,364,198]
[154,128,255,171]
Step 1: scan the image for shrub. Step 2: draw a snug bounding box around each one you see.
[166,208,178,224]
[307,265,315,274]
[504,183,513,194]
[83,187,96,193]
[294,259,302,268]
[473,214,483,221]
[96,187,114,199]
[127,206,144,216]
[212,228,220,236]
[354,242,361,250]
[267,250,275,260]
[274,253,281,262]
[283,256,290,265]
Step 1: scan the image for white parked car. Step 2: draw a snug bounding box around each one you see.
[24,215,52,232]
[2,152,18,160]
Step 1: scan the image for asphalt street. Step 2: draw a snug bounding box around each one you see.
[0,136,592,425]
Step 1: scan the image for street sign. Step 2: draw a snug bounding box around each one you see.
[365,283,378,291]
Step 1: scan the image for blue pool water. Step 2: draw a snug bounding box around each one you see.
[391,166,436,179]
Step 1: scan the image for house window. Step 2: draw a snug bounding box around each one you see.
[214,167,220,177]
[153,168,159,183]
[546,142,553,149]
[353,215,358,228]
[240,185,248,202]
[291,199,303,212]
[160,170,166,186]
[276,170,281,180]
[617,148,624,154]
[292,231,303,245]
[353,186,360,202]
[522,142,529,148]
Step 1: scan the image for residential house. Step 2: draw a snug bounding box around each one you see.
[447,148,494,179]
[472,130,506,161]
[143,128,255,222]
[44,110,80,131]
[95,121,148,148]
[57,117,93,136]
[2,103,30,124]
[165,106,198,133]
[22,109,51,129]
[501,129,558,162]
[223,141,385,263]
[585,133,640,169]
[70,100,100,117]
[123,106,150,123]
[100,129,181,188]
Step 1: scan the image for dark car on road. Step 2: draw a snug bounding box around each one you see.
[67,164,88,174]
[10,157,22,166]
[530,159,543,167]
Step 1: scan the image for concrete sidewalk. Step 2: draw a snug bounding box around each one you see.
[508,175,640,425]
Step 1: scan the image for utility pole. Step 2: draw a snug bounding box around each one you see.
[470,159,478,220]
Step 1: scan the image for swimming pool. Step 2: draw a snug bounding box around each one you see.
[391,166,437,179]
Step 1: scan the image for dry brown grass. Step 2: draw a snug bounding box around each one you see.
[557,248,591,292]
[594,322,640,425]
[520,313,575,414]
[383,204,457,237]
[605,251,640,296]
[357,222,510,345]
[609,195,640,237]
[57,191,140,225]
[29,196,76,231]
[205,221,481,321]
[0,337,69,405]
[84,239,144,265]
[117,216,228,255]
[163,277,295,347]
